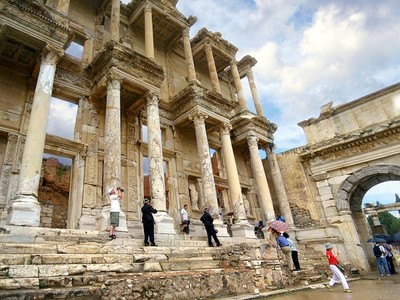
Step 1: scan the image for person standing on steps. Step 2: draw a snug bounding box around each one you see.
[283,232,301,271]
[180,204,190,234]
[109,187,123,240]
[141,198,158,246]
[324,242,351,293]
[200,206,222,247]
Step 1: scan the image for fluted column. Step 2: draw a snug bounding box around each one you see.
[182,28,197,82]
[146,93,175,235]
[230,59,247,110]
[110,0,120,42]
[246,68,265,117]
[204,43,221,94]
[189,113,219,216]
[7,46,63,226]
[144,5,154,59]
[265,146,294,225]
[247,135,275,221]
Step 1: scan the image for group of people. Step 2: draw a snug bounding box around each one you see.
[373,241,398,276]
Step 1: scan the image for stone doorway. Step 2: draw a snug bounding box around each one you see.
[336,165,400,268]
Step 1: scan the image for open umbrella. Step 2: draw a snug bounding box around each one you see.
[373,234,394,243]
[267,220,290,232]
[393,232,400,242]
[367,237,386,243]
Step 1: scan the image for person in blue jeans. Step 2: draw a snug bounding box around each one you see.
[374,242,391,276]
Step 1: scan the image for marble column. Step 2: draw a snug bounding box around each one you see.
[182,28,197,82]
[204,43,221,94]
[265,146,294,225]
[247,135,275,221]
[246,68,265,117]
[146,93,175,235]
[144,5,154,59]
[110,0,120,42]
[230,59,247,110]
[7,46,63,226]
[82,38,94,65]
[219,123,254,238]
[100,78,127,231]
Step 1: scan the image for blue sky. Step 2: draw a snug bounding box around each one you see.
[51,0,400,211]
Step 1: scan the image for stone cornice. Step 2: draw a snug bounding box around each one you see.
[191,28,238,57]
[45,134,87,158]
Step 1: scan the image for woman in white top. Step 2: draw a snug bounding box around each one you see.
[109,187,123,239]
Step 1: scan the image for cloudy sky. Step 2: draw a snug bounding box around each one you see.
[50,0,400,209]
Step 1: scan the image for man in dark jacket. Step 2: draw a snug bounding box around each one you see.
[141,198,157,246]
[200,206,222,247]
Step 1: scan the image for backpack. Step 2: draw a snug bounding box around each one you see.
[373,245,383,258]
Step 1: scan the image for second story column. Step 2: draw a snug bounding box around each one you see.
[204,43,221,94]
[230,59,247,110]
[144,5,154,59]
[247,135,275,222]
[146,93,175,235]
[7,46,63,226]
[110,0,120,42]
[182,28,197,82]
[219,124,254,238]
[265,146,294,225]
[246,68,265,117]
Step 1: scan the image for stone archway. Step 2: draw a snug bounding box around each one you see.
[336,164,400,267]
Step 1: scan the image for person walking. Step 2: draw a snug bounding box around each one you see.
[283,232,301,271]
[383,243,397,274]
[180,204,190,234]
[324,242,351,293]
[254,220,265,239]
[141,198,158,246]
[274,230,294,271]
[373,242,391,276]
[200,207,222,247]
[109,187,123,239]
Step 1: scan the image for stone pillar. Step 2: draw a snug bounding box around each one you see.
[219,123,254,238]
[182,28,197,82]
[99,77,127,231]
[230,59,247,110]
[110,0,120,42]
[144,5,154,59]
[146,93,175,236]
[265,146,294,225]
[7,46,63,227]
[82,38,94,66]
[204,43,221,94]
[247,135,275,221]
[246,68,265,117]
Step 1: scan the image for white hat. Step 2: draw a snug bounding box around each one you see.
[108,188,114,195]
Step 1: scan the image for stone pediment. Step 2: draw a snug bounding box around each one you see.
[89,41,165,93]
[169,82,237,127]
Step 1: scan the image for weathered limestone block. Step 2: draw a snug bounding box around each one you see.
[38,265,69,277]
[8,265,38,278]
[133,253,168,262]
[0,244,57,254]
[0,278,39,290]
[143,261,162,272]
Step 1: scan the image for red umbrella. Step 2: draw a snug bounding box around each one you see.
[267,220,290,232]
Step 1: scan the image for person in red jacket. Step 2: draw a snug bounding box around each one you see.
[324,242,351,293]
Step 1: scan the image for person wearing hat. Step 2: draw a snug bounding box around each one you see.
[324,242,351,293]
[200,206,222,247]
[141,198,158,246]
[109,187,123,240]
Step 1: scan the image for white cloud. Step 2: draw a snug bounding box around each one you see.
[47,98,77,140]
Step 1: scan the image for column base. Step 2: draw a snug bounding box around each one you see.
[231,222,257,239]
[78,214,97,230]
[7,196,41,227]
[154,211,176,235]
[98,206,128,232]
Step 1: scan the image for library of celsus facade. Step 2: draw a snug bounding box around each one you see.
[0,0,284,240]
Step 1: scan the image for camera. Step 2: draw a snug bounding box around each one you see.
[117,187,124,192]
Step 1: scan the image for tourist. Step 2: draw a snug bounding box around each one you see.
[383,243,397,274]
[180,204,190,234]
[141,198,158,246]
[200,206,222,247]
[324,242,351,293]
[109,187,123,240]
[283,232,301,271]
[272,229,294,271]
[373,242,391,276]
[254,220,265,239]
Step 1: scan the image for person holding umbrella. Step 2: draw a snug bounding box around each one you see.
[268,220,293,271]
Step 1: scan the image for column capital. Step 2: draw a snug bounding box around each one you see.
[182,27,190,38]
[189,111,208,125]
[218,123,232,136]
[106,78,121,92]
[144,4,152,13]
[246,135,259,147]
[145,92,160,106]
[229,58,238,66]
[204,42,212,52]
[41,45,64,65]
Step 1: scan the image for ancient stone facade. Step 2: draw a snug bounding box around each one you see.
[0,0,283,242]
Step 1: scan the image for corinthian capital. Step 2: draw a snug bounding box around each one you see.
[145,92,159,106]
[218,123,232,136]
[189,111,208,125]
[247,135,259,148]
[41,45,64,65]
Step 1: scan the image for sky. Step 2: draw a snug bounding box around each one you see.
[49,0,400,211]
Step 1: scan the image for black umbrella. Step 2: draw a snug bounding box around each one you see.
[393,232,400,242]
[367,237,386,243]
[373,234,394,243]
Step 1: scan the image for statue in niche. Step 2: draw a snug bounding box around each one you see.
[243,193,252,217]
[189,183,199,211]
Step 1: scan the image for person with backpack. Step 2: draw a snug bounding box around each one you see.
[373,242,391,276]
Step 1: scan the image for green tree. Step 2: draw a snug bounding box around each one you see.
[378,212,400,235]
